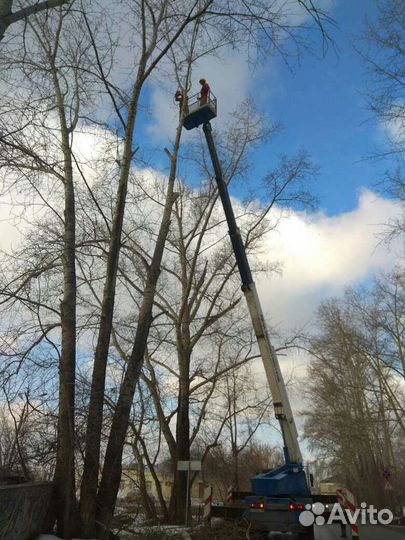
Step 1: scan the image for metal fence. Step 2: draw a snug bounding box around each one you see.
[0,482,53,540]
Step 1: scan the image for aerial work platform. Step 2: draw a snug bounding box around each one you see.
[183,91,217,130]
[187,91,312,537]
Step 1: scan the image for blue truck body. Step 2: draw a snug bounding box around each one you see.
[244,450,314,537]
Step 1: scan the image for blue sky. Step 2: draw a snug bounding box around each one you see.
[253,1,389,216]
[141,2,395,220]
[136,0,402,450]
[138,1,402,335]
[1,1,399,332]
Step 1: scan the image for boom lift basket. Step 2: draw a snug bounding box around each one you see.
[183,91,217,130]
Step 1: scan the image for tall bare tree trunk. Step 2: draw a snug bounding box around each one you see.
[79,81,143,537]
[171,349,191,524]
[95,122,183,539]
[170,253,192,524]
[79,4,209,532]
[52,70,79,538]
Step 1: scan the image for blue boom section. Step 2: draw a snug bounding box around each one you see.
[250,463,311,498]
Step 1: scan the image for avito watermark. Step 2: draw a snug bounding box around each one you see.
[299,502,393,527]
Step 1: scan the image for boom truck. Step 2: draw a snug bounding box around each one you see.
[182,92,314,539]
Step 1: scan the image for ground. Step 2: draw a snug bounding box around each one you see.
[38,523,405,540]
[190,522,269,540]
[38,527,187,540]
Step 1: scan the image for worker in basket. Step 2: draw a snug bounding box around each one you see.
[199,78,210,105]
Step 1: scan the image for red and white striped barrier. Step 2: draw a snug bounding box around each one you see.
[203,484,213,522]
[226,485,233,504]
[336,487,360,538]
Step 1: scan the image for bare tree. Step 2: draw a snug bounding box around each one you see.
[106,95,316,523]
[356,0,405,242]
[0,0,71,40]
[346,272,405,378]
[220,365,273,491]
[358,0,405,156]
[0,379,58,481]
[0,4,99,534]
[79,3,323,534]
[203,442,283,499]
[304,286,405,511]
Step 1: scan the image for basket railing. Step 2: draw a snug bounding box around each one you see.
[186,90,217,114]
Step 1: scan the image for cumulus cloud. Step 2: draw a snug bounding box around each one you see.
[1,114,401,459]
[256,189,402,329]
[0,121,120,252]
[244,189,402,453]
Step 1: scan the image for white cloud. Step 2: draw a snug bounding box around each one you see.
[1,113,401,463]
[0,120,120,253]
[256,189,402,328]
[241,189,402,456]
[0,197,23,252]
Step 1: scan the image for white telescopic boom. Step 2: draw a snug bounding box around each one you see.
[203,122,302,464]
